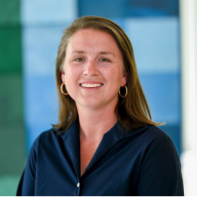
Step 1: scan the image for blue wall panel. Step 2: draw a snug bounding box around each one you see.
[22,25,71,152]
[24,76,58,151]
[139,73,181,154]
[139,73,181,124]
[78,0,179,17]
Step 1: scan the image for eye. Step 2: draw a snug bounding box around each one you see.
[75,57,84,62]
[100,58,110,62]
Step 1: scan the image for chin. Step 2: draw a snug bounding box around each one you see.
[77,99,104,109]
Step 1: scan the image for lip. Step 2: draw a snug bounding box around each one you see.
[79,81,104,88]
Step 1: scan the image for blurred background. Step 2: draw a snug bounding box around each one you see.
[0,0,197,195]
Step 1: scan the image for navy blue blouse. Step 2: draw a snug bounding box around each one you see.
[17,121,184,196]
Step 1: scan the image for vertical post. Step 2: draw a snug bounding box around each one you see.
[180,0,197,195]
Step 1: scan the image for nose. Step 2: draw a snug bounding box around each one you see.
[83,60,99,76]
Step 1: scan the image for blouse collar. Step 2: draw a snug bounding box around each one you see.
[56,120,148,178]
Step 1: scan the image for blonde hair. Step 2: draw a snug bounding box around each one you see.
[53,15,163,132]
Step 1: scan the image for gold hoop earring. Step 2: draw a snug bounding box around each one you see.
[60,83,69,95]
[119,85,128,98]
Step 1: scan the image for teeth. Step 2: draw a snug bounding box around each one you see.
[81,83,102,87]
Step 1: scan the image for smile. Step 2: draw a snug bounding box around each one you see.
[80,83,103,87]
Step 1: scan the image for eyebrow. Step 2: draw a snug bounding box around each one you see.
[99,51,115,56]
[72,50,115,56]
[72,50,85,54]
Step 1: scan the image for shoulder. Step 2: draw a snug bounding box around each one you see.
[30,128,61,154]
[144,125,171,140]
[146,125,176,149]
[130,125,174,149]
[26,127,66,171]
[136,125,180,162]
[129,125,180,162]
[38,128,59,142]
[133,125,181,175]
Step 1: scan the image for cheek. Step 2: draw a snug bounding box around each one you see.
[64,64,76,79]
[107,67,123,85]
[64,66,80,89]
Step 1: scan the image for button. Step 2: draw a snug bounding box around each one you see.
[77,182,80,187]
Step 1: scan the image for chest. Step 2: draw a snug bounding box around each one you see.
[36,138,139,195]
[80,139,101,176]
[35,135,144,195]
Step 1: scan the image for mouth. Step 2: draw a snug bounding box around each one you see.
[79,83,103,88]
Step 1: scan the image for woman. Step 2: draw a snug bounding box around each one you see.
[17,16,184,196]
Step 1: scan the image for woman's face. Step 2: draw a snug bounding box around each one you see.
[61,28,127,110]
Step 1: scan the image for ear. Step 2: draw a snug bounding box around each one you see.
[121,72,127,86]
[61,71,65,83]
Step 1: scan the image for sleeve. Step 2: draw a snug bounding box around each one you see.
[16,137,39,196]
[136,135,184,196]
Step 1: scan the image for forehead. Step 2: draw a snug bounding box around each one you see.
[71,28,114,40]
[66,28,121,53]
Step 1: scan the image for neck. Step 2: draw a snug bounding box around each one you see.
[77,103,118,141]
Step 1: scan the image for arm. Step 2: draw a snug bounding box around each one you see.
[136,135,184,196]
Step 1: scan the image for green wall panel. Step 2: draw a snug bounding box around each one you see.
[0,74,23,123]
[0,0,20,25]
[0,0,25,177]
[0,74,25,175]
[0,26,22,73]
[0,124,26,175]
[0,175,20,195]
